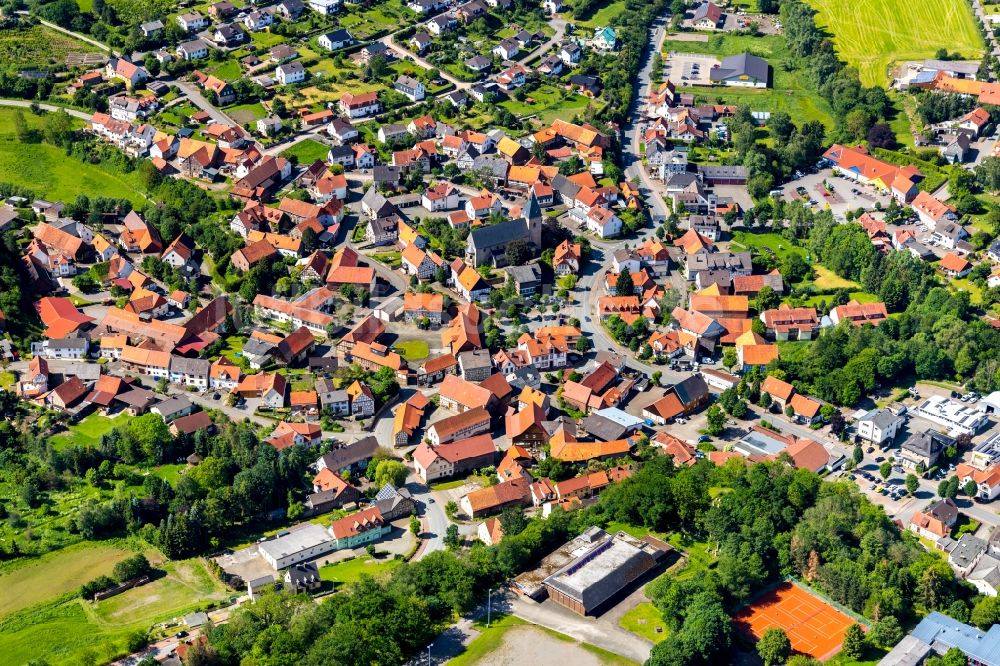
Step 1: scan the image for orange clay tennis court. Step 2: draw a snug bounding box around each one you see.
[734,582,854,661]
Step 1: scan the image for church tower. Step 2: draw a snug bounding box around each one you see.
[523,189,543,250]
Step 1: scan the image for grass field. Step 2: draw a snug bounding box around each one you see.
[49,412,128,449]
[499,84,595,124]
[0,370,15,390]
[572,0,626,29]
[280,138,331,164]
[319,555,402,584]
[394,339,430,361]
[619,602,668,643]
[0,553,229,666]
[225,101,267,124]
[0,542,135,619]
[730,231,807,262]
[0,109,147,205]
[812,265,860,290]
[665,34,835,128]
[804,0,983,85]
[802,291,880,308]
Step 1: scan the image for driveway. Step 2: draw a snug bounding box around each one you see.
[167,78,238,127]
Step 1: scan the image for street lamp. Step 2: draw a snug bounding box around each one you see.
[487,588,493,628]
[427,642,434,665]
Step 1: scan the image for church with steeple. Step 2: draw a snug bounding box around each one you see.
[464,189,543,267]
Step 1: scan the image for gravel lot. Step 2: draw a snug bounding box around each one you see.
[470,625,607,666]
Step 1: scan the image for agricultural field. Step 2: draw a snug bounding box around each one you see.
[0,25,102,69]
[0,109,148,205]
[804,0,983,85]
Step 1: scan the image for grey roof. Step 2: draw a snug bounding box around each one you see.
[243,338,276,358]
[506,263,541,285]
[860,408,902,430]
[380,122,408,137]
[458,348,493,370]
[523,189,541,222]
[580,413,630,441]
[327,145,354,160]
[698,164,747,179]
[935,220,967,240]
[141,20,164,31]
[277,61,305,76]
[542,528,661,611]
[258,523,332,564]
[923,59,981,75]
[471,156,508,179]
[950,534,987,569]
[710,53,770,84]
[909,611,1000,665]
[688,251,752,273]
[50,337,88,350]
[169,355,210,377]
[319,435,379,470]
[153,395,193,414]
[903,430,953,457]
[468,219,529,252]
[875,634,933,666]
[374,483,409,502]
[551,174,582,201]
[116,387,156,408]
[372,166,403,186]
[362,186,395,215]
[988,238,1000,256]
[465,55,492,70]
[61,361,101,382]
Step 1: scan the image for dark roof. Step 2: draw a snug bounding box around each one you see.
[710,53,770,84]
[319,436,379,470]
[580,413,630,441]
[904,430,954,457]
[285,561,320,585]
[322,28,353,42]
[671,374,709,406]
[468,219,528,251]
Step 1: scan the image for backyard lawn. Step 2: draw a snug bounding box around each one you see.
[619,602,668,643]
[499,84,594,125]
[0,370,15,390]
[729,231,807,262]
[811,265,859,290]
[280,138,332,164]
[0,109,147,205]
[225,101,267,125]
[205,58,243,82]
[49,412,128,449]
[319,555,402,584]
[394,339,430,362]
[805,0,982,85]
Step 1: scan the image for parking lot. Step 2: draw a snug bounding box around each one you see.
[780,167,892,218]
[664,52,719,86]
